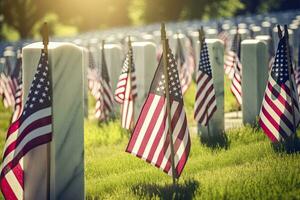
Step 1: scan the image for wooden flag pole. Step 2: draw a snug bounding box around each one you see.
[101,40,105,59]
[198,27,211,138]
[283,25,297,135]
[128,36,134,131]
[42,22,49,54]
[42,22,50,200]
[161,23,177,185]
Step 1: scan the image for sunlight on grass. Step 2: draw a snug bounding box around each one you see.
[0,83,300,199]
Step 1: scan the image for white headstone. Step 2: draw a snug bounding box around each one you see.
[22,42,85,200]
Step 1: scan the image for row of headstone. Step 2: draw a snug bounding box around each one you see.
[2,10,299,199]
[81,32,272,138]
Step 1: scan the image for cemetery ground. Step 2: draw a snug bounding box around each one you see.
[0,79,300,199]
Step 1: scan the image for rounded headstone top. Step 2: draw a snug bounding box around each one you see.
[262,21,271,28]
[255,35,271,41]
[251,26,262,32]
[23,42,82,51]
[172,33,186,39]
[238,23,247,29]
[3,49,15,57]
[0,58,5,64]
[222,24,230,30]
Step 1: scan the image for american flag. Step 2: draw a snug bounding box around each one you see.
[229,31,243,105]
[175,37,192,95]
[95,46,114,121]
[87,50,99,98]
[114,47,137,129]
[259,33,300,142]
[0,58,16,108]
[0,50,52,199]
[126,48,191,178]
[11,53,23,123]
[185,36,196,79]
[224,31,241,80]
[194,38,217,126]
[295,43,300,101]
[218,31,230,52]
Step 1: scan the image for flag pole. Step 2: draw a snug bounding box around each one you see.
[98,40,107,120]
[42,22,50,200]
[235,27,241,116]
[161,23,177,185]
[198,27,211,138]
[128,36,134,131]
[283,25,297,135]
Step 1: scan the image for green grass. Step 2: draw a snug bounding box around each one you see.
[0,85,300,199]
[84,121,300,199]
[224,76,240,113]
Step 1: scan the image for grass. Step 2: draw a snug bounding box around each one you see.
[0,84,300,199]
[224,76,240,113]
[83,121,300,199]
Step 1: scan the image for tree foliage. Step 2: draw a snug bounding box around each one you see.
[0,0,299,40]
[0,0,50,39]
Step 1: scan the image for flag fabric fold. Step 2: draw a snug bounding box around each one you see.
[95,47,114,121]
[114,48,137,129]
[259,33,300,142]
[0,50,52,200]
[175,37,192,95]
[126,48,191,178]
[11,52,23,123]
[229,31,243,105]
[194,38,217,126]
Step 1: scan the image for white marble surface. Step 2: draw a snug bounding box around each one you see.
[132,42,157,121]
[22,42,85,200]
[241,40,268,125]
[103,44,123,92]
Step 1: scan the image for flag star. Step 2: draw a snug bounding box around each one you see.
[42,93,46,97]
[34,91,39,95]
[30,104,33,108]
[37,84,41,88]
[39,99,44,103]
[32,97,36,101]
[43,72,47,76]
[45,87,49,91]
[40,78,45,82]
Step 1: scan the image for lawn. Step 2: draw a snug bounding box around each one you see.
[0,82,299,199]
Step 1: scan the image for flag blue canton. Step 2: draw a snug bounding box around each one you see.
[151,50,182,101]
[199,42,212,76]
[23,51,51,117]
[270,38,289,84]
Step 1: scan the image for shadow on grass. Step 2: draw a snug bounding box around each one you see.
[200,133,230,150]
[132,179,199,200]
[272,135,300,154]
